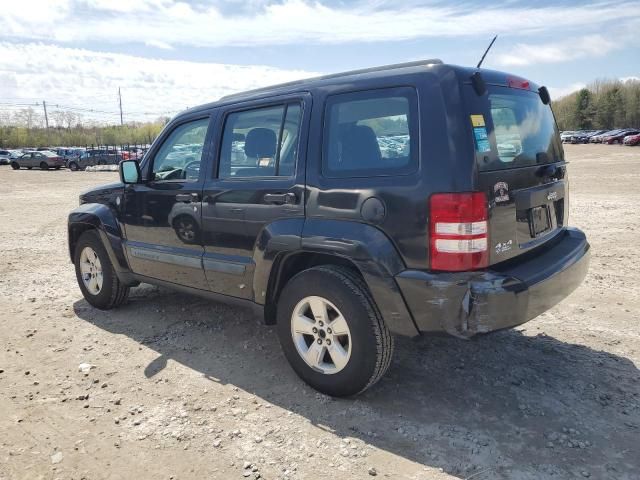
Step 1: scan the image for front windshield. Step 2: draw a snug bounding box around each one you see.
[466,85,562,171]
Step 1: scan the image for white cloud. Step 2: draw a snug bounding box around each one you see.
[145,39,174,50]
[494,34,620,67]
[621,76,640,83]
[0,42,317,123]
[1,0,639,48]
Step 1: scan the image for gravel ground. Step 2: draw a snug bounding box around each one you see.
[0,144,638,480]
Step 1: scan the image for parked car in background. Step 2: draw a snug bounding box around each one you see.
[603,129,640,144]
[590,129,621,143]
[570,130,606,144]
[56,147,85,164]
[623,132,640,146]
[0,149,13,165]
[67,149,123,171]
[124,147,145,160]
[560,131,576,143]
[11,151,66,170]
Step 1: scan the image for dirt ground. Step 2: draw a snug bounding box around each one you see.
[0,144,638,480]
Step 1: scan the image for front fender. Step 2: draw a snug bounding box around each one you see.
[68,203,133,282]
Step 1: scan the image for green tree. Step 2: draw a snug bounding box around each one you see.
[573,89,594,129]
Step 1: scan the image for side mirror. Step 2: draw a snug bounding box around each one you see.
[119,160,141,184]
[538,86,551,105]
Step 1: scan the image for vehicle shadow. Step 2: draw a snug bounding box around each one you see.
[73,286,640,479]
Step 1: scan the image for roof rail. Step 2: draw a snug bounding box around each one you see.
[219,59,443,101]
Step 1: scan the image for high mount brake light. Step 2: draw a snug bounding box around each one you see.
[507,77,531,90]
[429,192,489,271]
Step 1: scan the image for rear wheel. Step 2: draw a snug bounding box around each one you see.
[10,162,19,170]
[40,162,49,170]
[74,230,129,309]
[276,265,394,397]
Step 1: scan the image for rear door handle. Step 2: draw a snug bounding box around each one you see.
[175,193,200,203]
[264,192,296,205]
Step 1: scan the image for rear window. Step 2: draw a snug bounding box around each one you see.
[466,86,562,171]
[322,87,418,178]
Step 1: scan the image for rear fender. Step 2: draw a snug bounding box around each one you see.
[253,218,420,337]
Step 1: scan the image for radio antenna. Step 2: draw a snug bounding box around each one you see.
[477,35,498,69]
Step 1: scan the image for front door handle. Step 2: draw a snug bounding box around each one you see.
[264,192,296,205]
[176,192,200,203]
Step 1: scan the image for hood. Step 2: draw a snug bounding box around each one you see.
[79,181,124,205]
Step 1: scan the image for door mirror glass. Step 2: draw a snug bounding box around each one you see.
[120,160,141,184]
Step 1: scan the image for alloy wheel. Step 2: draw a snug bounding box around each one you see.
[79,246,104,295]
[291,296,352,374]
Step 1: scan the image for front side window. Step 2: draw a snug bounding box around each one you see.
[323,87,417,178]
[218,103,302,179]
[151,118,209,181]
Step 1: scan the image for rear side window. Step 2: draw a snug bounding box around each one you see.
[323,87,418,178]
[218,103,302,179]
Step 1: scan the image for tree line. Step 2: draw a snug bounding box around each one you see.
[2,79,639,148]
[0,107,169,148]
[551,78,640,131]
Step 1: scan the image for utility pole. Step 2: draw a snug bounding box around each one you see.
[42,100,49,129]
[42,100,50,144]
[118,87,123,126]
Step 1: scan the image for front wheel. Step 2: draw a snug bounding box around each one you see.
[68,162,79,171]
[276,265,394,397]
[10,162,19,170]
[74,231,129,309]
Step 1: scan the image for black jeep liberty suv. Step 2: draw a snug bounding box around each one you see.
[68,60,590,396]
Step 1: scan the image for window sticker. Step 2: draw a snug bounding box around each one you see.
[474,127,488,141]
[470,114,485,127]
[473,127,491,153]
[471,115,491,153]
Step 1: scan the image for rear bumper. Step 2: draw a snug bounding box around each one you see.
[395,228,590,338]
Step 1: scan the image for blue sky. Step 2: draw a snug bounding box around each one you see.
[0,0,638,124]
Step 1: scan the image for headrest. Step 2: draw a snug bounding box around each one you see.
[244,128,277,158]
[340,125,381,167]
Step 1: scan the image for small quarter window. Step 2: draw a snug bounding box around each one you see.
[323,88,417,178]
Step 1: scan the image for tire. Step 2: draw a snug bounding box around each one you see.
[27,167,32,170]
[55,166,61,170]
[10,162,19,170]
[40,162,49,170]
[276,265,394,397]
[74,230,129,310]
[69,162,79,171]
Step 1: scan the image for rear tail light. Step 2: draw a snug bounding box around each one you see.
[429,192,489,271]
